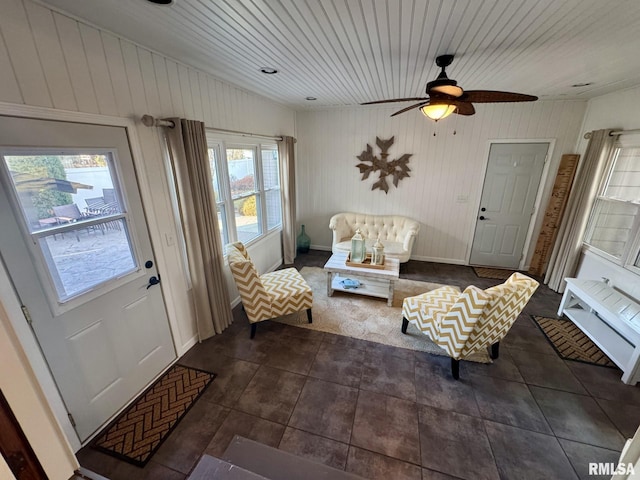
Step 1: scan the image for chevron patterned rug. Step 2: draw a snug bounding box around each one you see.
[532,316,616,367]
[473,267,516,280]
[92,364,215,466]
[276,267,491,363]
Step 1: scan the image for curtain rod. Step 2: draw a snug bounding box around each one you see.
[141,114,283,141]
[583,128,640,139]
[206,126,283,142]
[141,115,174,128]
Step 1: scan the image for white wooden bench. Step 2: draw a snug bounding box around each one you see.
[558,278,640,385]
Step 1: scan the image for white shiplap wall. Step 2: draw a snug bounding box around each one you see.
[296,100,586,264]
[0,0,295,354]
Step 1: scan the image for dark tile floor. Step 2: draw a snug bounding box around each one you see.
[77,250,639,480]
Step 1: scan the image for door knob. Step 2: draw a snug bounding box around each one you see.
[479,216,486,220]
[481,207,486,212]
[147,275,161,289]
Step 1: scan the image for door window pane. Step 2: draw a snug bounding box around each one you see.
[39,219,136,300]
[5,154,122,233]
[2,153,137,302]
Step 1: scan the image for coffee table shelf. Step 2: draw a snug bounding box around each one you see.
[324,251,400,306]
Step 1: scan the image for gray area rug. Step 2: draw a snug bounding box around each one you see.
[276,266,491,363]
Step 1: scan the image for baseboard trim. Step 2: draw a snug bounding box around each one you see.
[309,244,332,251]
[179,335,199,354]
[72,467,110,480]
[409,255,467,265]
[266,258,283,273]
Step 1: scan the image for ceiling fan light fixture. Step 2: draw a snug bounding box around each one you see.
[421,103,457,121]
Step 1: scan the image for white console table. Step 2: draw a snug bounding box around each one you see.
[558,278,640,385]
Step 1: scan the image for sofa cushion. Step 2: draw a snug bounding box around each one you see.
[334,239,405,257]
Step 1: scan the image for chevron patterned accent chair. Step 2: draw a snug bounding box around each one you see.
[402,272,539,379]
[226,242,313,338]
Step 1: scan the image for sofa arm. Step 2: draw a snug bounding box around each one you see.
[438,286,490,359]
[402,228,419,254]
[329,214,351,247]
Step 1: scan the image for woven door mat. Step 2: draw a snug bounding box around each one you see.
[532,316,616,367]
[92,364,216,467]
[473,267,516,280]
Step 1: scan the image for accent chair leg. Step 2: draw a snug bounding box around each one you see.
[306,309,313,324]
[250,323,257,339]
[490,342,500,360]
[402,317,408,334]
[451,358,460,380]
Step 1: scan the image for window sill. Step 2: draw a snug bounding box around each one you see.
[582,244,624,266]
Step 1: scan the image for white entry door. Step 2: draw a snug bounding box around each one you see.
[469,142,549,269]
[0,116,176,442]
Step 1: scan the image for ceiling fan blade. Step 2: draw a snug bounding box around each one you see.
[391,101,430,117]
[361,97,428,105]
[461,90,538,103]
[451,101,475,116]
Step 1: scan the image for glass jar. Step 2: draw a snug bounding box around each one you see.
[296,224,311,253]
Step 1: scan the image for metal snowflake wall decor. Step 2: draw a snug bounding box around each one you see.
[356,136,412,194]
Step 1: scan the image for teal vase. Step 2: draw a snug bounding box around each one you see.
[297,225,311,253]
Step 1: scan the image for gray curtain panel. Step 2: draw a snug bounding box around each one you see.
[164,118,233,340]
[545,129,615,292]
[278,135,297,265]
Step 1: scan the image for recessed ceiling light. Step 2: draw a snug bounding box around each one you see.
[146,0,174,5]
[571,82,593,87]
[305,97,317,101]
[260,67,278,74]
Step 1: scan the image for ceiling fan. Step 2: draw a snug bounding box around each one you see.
[362,54,538,121]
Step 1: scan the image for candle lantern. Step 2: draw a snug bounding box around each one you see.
[350,228,366,263]
[372,236,385,265]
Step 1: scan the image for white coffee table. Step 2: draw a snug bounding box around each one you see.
[323,251,400,306]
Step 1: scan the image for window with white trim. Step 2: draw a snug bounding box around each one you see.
[207,134,282,247]
[584,144,640,271]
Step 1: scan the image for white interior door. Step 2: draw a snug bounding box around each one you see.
[469,142,549,269]
[0,116,176,442]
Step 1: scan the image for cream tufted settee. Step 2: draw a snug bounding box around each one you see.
[329,212,420,263]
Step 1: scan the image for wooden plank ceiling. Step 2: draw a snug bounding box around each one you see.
[39,0,640,109]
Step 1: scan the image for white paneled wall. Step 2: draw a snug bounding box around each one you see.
[0,0,295,353]
[296,100,586,264]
